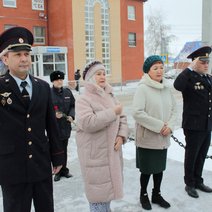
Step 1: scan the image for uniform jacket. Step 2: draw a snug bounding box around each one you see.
[174,68,212,131]
[0,72,64,185]
[51,87,75,140]
[132,74,177,149]
[76,82,129,203]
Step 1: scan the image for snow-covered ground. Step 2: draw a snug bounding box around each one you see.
[0,81,211,212]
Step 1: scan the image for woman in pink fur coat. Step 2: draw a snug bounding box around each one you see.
[75,61,129,212]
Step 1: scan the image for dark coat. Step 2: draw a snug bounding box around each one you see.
[0,73,64,185]
[51,87,75,140]
[174,68,212,131]
[74,70,81,81]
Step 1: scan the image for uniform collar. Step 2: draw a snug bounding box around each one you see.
[9,73,32,89]
[53,86,63,93]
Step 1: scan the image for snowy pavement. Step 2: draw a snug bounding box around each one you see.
[0,82,212,211]
[38,136,212,211]
[20,134,211,212]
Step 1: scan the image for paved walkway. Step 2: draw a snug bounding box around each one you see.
[51,156,212,212]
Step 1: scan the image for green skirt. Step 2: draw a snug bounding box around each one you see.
[136,147,167,174]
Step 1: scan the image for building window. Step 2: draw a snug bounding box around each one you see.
[33,27,45,44]
[128,6,136,20]
[43,53,66,76]
[128,33,136,47]
[85,0,111,75]
[3,0,16,8]
[32,0,44,11]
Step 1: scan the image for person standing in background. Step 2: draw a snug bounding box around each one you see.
[174,46,212,198]
[0,27,64,212]
[132,55,177,210]
[74,69,81,92]
[50,70,75,182]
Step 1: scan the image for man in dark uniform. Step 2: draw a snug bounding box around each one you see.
[174,46,212,198]
[0,27,64,212]
[50,71,75,182]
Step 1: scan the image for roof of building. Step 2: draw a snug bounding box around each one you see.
[174,41,202,62]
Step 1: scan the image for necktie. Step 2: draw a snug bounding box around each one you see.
[20,81,30,108]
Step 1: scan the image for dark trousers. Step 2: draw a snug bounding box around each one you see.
[58,139,69,176]
[75,82,79,92]
[183,129,211,187]
[1,177,53,212]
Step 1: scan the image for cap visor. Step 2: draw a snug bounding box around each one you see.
[10,45,32,52]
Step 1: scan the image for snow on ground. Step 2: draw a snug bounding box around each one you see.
[0,81,212,212]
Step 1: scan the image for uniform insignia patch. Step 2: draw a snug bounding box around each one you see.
[19,38,24,43]
[194,82,204,90]
[7,98,12,104]
[0,92,12,106]
[0,92,11,98]
[1,98,6,106]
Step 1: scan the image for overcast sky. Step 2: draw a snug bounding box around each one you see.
[143,0,202,57]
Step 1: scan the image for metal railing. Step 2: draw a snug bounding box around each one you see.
[128,135,212,160]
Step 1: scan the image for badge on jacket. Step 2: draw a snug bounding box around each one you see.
[194,82,204,90]
[0,92,12,106]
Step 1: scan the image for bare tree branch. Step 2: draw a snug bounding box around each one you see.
[144,11,176,57]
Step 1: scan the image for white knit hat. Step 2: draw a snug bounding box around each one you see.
[83,61,105,81]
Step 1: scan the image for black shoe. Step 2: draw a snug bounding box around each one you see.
[54,174,61,182]
[152,192,170,208]
[140,193,152,210]
[185,186,199,198]
[64,172,73,178]
[196,183,212,193]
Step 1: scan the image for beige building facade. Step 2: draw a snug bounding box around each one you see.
[72,0,122,83]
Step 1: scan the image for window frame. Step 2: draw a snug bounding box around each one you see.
[33,26,46,45]
[85,0,111,75]
[128,32,136,47]
[3,0,16,8]
[127,5,136,21]
[32,0,44,11]
[42,53,66,76]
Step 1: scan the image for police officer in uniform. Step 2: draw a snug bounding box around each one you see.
[50,71,75,182]
[0,27,64,212]
[174,46,212,198]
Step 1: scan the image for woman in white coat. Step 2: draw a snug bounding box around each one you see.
[132,55,177,210]
[75,61,128,212]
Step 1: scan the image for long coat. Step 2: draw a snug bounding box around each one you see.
[174,68,212,131]
[51,87,75,140]
[132,74,177,149]
[0,73,64,185]
[76,82,129,203]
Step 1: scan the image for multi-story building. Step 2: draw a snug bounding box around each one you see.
[0,0,146,84]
